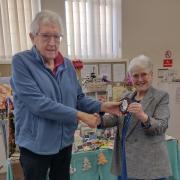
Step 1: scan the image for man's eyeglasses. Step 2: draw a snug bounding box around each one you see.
[36,33,63,42]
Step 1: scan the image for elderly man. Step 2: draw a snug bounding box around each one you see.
[10,10,119,180]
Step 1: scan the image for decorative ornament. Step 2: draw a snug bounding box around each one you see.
[70,164,76,175]
[97,151,108,165]
[72,59,83,70]
[102,75,111,82]
[82,157,92,171]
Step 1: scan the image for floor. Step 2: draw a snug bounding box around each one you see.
[0,172,6,180]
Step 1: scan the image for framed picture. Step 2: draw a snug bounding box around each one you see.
[81,60,126,83]
[81,64,98,79]
[99,63,112,81]
[112,63,126,82]
[158,68,168,78]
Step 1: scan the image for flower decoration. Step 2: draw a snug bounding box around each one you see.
[72,59,83,70]
[72,59,84,79]
[123,73,133,91]
[124,73,133,86]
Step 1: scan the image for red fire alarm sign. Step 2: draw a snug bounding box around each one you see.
[163,59,173,67]
[163,50,173,67]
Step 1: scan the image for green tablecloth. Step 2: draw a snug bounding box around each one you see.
[166,140,180,180]
[70,140,180,180]
[70,149,116,180]
[6,140,180,180]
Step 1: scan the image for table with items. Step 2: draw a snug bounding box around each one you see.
[70,139,180,180]
[6,136,180,180]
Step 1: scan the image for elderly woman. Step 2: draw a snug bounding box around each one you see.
[100,55,172,180]
[10,10,120,180]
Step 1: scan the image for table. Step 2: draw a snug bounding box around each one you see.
[6,140,180,180]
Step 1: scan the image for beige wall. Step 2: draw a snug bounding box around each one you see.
[0,65,11,76]
[122,0,180,86]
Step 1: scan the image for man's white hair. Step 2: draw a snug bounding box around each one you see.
[30,10,64,35]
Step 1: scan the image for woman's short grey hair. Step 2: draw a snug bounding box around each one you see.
[30,10,64,35]
[128,54,153,74]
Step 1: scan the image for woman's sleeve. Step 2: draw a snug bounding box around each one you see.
[144,92,170,135]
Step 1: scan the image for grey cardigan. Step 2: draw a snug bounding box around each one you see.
[101,86,172,179]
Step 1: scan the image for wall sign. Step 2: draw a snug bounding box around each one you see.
[163,50,173,67]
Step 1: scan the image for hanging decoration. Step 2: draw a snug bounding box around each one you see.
[70,164,76,175]
[97,151,108,165]
[82,157,92,171]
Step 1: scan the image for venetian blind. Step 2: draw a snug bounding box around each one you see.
[65,0,122,60]
[0,0,41,63]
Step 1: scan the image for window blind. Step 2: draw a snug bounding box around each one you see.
[65,0,122,60]
[0,0,41,63]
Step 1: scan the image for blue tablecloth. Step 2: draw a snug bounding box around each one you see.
[6,140,180,180]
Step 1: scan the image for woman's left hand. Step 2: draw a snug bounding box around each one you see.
[128,102,148,122]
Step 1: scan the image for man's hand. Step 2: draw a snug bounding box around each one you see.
[100,102,121,116]
[77,111,101,128]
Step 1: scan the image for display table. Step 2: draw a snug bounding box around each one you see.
[6,139,180,180]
